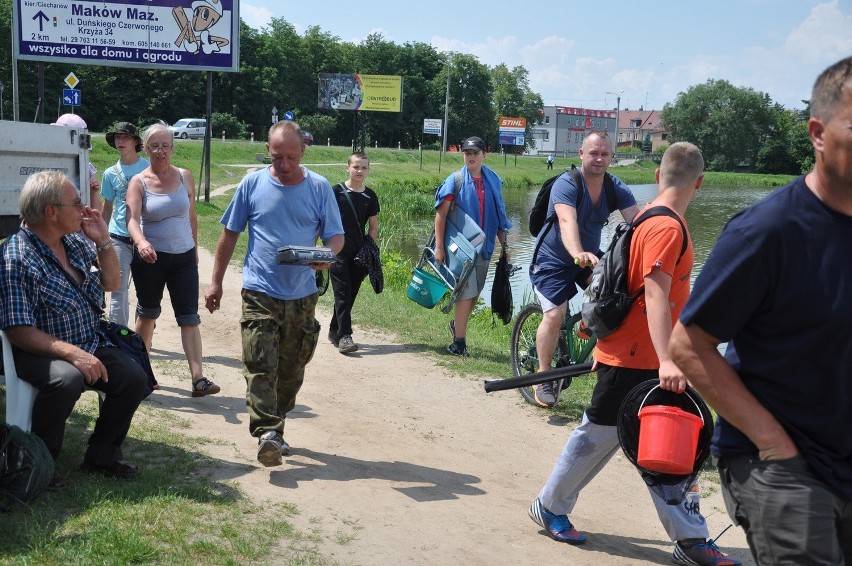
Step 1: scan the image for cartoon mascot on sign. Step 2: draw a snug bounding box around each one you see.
[172,0,229,55]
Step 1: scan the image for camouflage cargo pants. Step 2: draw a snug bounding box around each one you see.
[241,289,320,437]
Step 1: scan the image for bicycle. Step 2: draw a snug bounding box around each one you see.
[509,303,596,407]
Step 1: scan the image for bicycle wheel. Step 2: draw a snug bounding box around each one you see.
[509,303,569,407]
[316,269,330,296]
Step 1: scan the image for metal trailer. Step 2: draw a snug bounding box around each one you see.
[0,120,92,238]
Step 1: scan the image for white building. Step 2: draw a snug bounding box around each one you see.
[529,105,617,156]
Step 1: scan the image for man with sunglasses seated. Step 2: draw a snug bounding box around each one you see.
[0,171,148,489]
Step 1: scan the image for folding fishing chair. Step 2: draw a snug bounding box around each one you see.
[416,206,485,314]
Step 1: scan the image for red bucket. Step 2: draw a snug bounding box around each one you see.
[637,405,703,475]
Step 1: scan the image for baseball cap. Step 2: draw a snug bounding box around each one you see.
[461,136,486,153]
[106,122,143,152]
[51,113,87,128]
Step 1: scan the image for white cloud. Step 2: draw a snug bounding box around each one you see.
[240,3,274,30]
[784,0,852,63]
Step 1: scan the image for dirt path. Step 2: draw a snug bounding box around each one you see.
[140,244,754,565]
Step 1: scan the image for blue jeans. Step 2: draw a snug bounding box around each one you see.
[107,234,134,326]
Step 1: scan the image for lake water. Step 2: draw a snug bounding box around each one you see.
[399,184,776,314]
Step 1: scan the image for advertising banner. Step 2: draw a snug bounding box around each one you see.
[423,118,442,135]
[318,73,402,113]
[498,116,526,146]
[13,0,239,72]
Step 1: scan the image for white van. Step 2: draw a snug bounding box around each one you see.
[169,118,207,139]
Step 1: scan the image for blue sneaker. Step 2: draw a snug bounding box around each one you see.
[528,498,586,544]
[672,539,741,566]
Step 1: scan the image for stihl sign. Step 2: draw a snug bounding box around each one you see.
[498,117,526,128]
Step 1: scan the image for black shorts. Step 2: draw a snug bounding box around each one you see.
[586,363,658,426]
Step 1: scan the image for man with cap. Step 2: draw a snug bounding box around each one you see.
[100,122,149,326]
[433,136,511,356]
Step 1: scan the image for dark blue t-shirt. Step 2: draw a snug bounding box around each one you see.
[680,176,852,499]
[535,170,636,268]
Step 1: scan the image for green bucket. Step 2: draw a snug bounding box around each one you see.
[406,267,450,309]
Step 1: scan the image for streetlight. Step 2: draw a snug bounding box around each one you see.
[606,90,623,150]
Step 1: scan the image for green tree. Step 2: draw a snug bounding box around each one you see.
[642,133,652,153]
[211,111,248,139]
[433,53,494,149]
[299,114,337,144]
[490,64,544,151]
[661,79,777,171]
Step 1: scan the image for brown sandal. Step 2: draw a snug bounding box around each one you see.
[192,377,221,397]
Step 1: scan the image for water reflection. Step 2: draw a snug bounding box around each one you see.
[399,183,775,313]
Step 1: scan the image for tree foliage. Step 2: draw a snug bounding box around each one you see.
[661,79,777,171]
[211,112,248,139]
[491,64,544,150]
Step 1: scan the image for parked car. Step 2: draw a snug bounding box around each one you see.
[169,118,207,139]
[303,131,314,145]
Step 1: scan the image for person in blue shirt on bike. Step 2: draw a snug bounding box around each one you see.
[529,131,638,407]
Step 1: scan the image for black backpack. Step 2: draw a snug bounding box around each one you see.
[528,168,617,237]
[1,424,54,506]
[581,206,688,339]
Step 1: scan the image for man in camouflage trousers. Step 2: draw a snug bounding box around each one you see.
[205,121,344,466]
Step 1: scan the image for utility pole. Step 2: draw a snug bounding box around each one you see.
[606,90,623,149]
[442,55,451,152]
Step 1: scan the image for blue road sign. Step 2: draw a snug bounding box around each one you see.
[283,110,295,121]
[63,89,81,107]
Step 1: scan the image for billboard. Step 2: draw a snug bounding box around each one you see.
[13,0,239,72]
[423,119,442,135]
[318,73,402,113]
[498,116,526,146]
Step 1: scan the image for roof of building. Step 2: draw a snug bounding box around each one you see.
[618,109,664,132]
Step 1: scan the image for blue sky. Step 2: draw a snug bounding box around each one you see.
[238,0,851,112]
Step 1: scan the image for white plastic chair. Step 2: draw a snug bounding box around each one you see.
[1,329,39,431]
[1,329,104,433]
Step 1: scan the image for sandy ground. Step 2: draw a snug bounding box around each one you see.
[138,244,755,566]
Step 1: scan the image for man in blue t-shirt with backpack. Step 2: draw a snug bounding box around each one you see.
[529,131,638,407]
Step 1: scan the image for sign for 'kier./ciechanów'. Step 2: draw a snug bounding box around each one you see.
[13,0,240,72]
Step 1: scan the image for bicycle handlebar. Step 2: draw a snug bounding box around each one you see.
[483,362,595,393]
